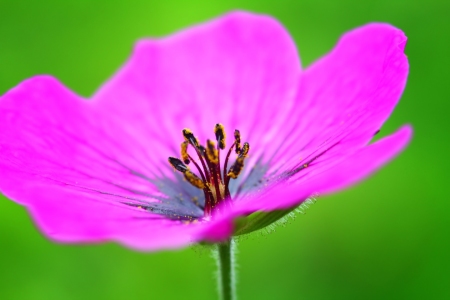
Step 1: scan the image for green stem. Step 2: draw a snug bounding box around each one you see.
[216,239,235,300]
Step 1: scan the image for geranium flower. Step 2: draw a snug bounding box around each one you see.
[0,12,411,252]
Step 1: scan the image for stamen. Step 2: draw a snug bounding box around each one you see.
[181,141,190,164]
[184,171,205,189]
[234,130,241,153]
[206,140,219,164]
[214,123,226,150]
[198,145,206,156]
[182,128,200,148]
[187,153,214,215]
[223,141,236,180]
[240,142,250,157]
[169,157,205,190]
[227,142,250,179]
[168,157,189,173]
[168,125,249,217]
[227,156,245,179]
[187,154,207,184]
[182,128,211,182]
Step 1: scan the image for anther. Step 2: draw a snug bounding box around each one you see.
[168,157,189,173]
[182,128,199,148]
[206,140,219,164]
[234,130,241,153]
[181,141,190,164]
[240,142,250,157]
[198,145,206,156]
[184,171,205,189]
[227,142,250,179]
[227,156,245,179]
[214,123,226,150]
[169,157,206,190]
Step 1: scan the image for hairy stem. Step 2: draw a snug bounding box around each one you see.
[216,239,235,300]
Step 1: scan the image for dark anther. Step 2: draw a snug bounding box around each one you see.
[206,140,219,164]
[168,157,189,173]
[234,130,241,153]
[182,128,199,148]
[228,156,245,179]
[228,142,250,179]
[240,142,249,157]
[214,123,226,150]
[198,145,206,156]
[181,141,190,164]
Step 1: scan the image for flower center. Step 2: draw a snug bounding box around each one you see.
[168,124,249,216]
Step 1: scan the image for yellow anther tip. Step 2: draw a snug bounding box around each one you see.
[227,172,238,179]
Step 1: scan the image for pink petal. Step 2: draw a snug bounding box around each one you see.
[0,11,303,248]
[93,11,301,176]
[0,76,167,200]
[18,184,198,251]
[29,183,237,250]
[310,125,412,195]
[266,23,409,173]
[0,77,212,249]
[235,126,412,212]
[0,59,268,249]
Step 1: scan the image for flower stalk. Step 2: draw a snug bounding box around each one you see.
[216,239,235,300]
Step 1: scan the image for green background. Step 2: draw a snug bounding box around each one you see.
[1,0,448,299]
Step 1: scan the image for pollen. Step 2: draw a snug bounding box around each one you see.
[181,141,190,164]
[206,140,219,164]
[240,142,250,157]
[234,129,241,153]
[214,123,226,150]
[185,170,205,189]
[182,128,199,148]
[227,156,245,179]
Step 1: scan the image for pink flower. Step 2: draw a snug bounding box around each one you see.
[0,12,411,251]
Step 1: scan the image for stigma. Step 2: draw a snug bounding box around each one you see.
[168,124,250,216]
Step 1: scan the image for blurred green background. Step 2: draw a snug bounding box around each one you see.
[1,0,448,299]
